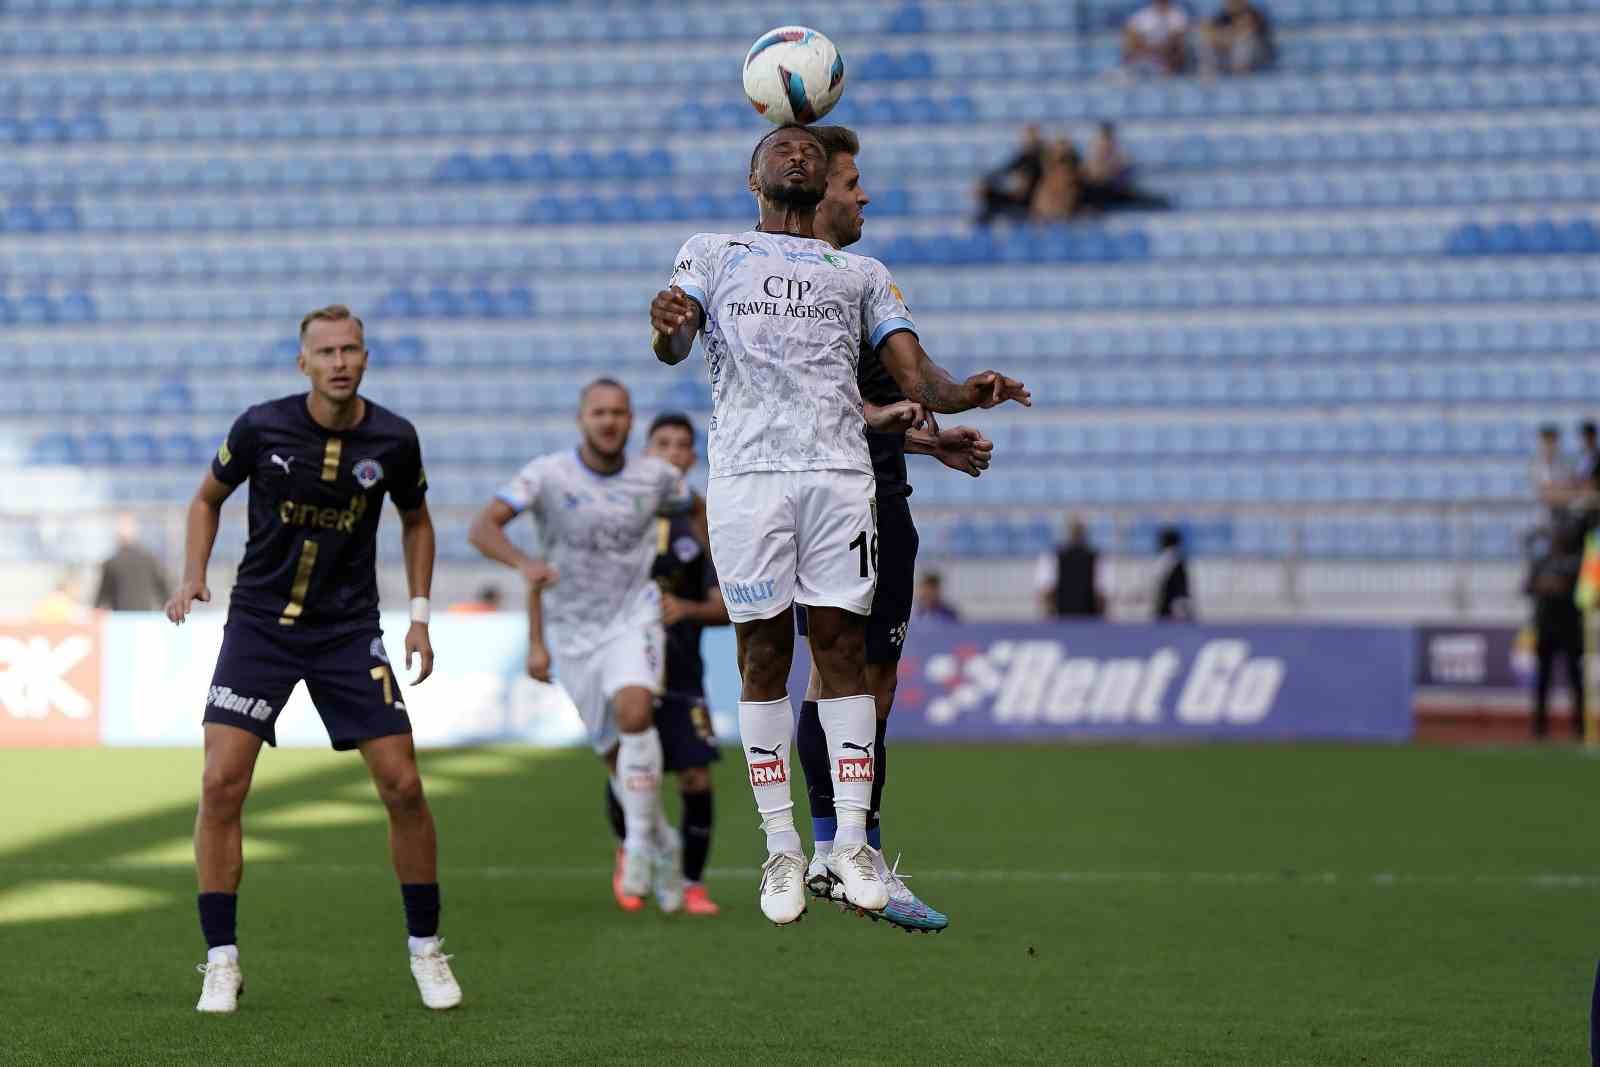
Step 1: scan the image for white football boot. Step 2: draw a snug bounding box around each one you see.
[409,940,463,1010]
[195,956,243,1013]
[653,825,685,914]
[805,847,844,904]
[758,851,808,925]
[825,842,889,912]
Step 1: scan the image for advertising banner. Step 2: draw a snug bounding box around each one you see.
[790,621,1415,742]
[1413,624,1530,690]
[0,620,103,747]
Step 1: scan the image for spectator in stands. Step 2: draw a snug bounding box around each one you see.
[976,123,1045,225]
[1200,0,1274,76]
[914,570,961,622]
[1029,139,1084,223]
[447,585,502,614]
[1579,420,1599,487]
[1037,517,1105,618]
[1530,424,1578,521]
[1079,122,1171,213]
[1525,520,1585,740]
[93,513,170,612]
[1122,0,1191,77]
[1153,526,1194,621]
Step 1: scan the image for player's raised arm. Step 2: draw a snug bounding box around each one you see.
[467,498,559,589]
[166,470,236,624]
[877,330,1031,414]
[650,287,703,366]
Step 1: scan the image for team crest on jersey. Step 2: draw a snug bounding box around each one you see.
[672,535,701,563]
[352,458,384,489]
[822,252,848,269]
[370,638,389,663]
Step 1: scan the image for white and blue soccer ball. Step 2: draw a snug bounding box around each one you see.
[742,25,846,126]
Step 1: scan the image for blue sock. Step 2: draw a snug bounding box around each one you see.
[867,823,882,850]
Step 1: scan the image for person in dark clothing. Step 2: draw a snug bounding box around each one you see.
[1038,517,1104,617]
[1154,526,1193,621]
[976,124,1045,225]
[1526,522,1586,739]
[95,513,171,611]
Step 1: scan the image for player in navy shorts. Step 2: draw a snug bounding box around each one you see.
[166,305,461,1013]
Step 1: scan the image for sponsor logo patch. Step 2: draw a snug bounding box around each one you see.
[836,756,873,783]
[749,760,787,786]
[207,685,274,722]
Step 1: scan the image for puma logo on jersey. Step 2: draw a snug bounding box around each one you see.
[270,454,294,475]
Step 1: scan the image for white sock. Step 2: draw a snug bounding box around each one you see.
[739,696,802,855]
[814,839,834,861]
[206,945,238,965]
[407,935,440,956]
[616,727,664,851]
[818,694,876,850]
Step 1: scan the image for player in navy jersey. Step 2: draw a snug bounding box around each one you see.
[165,305,460,1013]
[793,125,995,933]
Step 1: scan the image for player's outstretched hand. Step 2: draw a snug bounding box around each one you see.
[933,426,994,477]
[165,579,210,625]
[965,371,1031,409]
[520,558,559,590]
[865,399,929,435]
[650,286,698,335]
[526,643,552,683]
[405,622,434,685]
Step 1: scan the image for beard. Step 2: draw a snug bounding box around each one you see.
[762,174,824,209]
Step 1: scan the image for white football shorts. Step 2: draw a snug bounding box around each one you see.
[707,469,878,624]
[553,612,666,754]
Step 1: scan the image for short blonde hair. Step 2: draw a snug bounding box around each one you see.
[299,304,364,341]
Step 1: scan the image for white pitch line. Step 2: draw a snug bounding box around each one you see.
[1,861,1598,890]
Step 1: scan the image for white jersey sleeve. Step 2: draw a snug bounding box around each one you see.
[495,455,548,516]
[667,233,719,323]
[860,258,917,352]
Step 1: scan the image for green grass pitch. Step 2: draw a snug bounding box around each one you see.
[0,742,1591,1064]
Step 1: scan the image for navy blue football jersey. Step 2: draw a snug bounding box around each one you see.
[211,394,427,626]
[650,506,718,699]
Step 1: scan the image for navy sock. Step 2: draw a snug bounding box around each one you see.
[604,779,626,842]
[197,891,237,949]
[1591,959,1600,1067]
[796,699,835,842]
[681,789,713,882]
[867,716,888,850]
[400,882,441,939]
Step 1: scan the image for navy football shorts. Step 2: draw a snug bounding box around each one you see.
[655,691,720,772]
[203,610,412,751]
[795,492,919,664]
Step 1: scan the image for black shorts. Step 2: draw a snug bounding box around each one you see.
[656,691,720,772]
[203,611,412,751]
[795,492,919,664]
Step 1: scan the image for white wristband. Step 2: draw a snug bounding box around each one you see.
[409,597,430,624]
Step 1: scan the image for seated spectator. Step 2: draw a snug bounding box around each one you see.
[914,570,960,622]
[976,123,1045,225]
[1201,0,1274,76]
[1123,0,1191,77]
[1029,140,1084,222]
[1079,122,1170,212]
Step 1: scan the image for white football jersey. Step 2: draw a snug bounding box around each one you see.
[496,450,689,655]
[667,230,916,479]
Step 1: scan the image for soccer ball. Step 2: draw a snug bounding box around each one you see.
[742,26,846,126]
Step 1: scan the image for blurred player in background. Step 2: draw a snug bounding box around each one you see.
[469,379,697,912]
[165,304,460,1013]
[599,411,732,916]
[793,124,996,934]
[650,124,1028,926]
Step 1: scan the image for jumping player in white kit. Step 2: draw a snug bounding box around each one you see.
[468,378,696,909]
[649,123,1030,925]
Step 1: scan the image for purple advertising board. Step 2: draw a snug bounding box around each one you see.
[792,622,1415,742]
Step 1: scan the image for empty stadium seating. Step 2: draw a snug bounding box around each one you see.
[3,0,1596,592]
